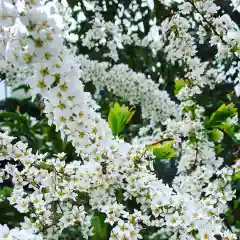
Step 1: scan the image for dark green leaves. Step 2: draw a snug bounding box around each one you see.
[91,212,109,240]
[0,187,12,198]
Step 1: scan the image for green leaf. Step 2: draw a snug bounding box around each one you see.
[91,212,109,240]
[150,141,176,160]
[118,111,127,133]
[231,41,240,51]
[174,79,193,95]
[0,187,13,197]
[189,131,197,143]
[39,163,51,170]
[0,112,26,122]
[182,104,196,120]
[204,104,237,129]
[108,102,135,137]
[219,122,239,144]
[233,199,239,209]
[233,171,240,180]
[108,109,119,136]
[174,79,187,95]
[209,129,223,142]
[115,188,124,203]
[214,144,223,156]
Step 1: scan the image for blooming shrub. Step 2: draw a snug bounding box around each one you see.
[0,0,240,239]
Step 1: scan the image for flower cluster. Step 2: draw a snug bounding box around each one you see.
[0,130,237,239]
[0,224,42,240]
[0,0,239,240]
[65,0,240,98]
[79,55,180,125]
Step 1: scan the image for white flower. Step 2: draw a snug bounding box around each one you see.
[0,0,17,27]
[66,33,79,43]
[0,224,10,239]
[147,0,154,11]
[77,12,86,22]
